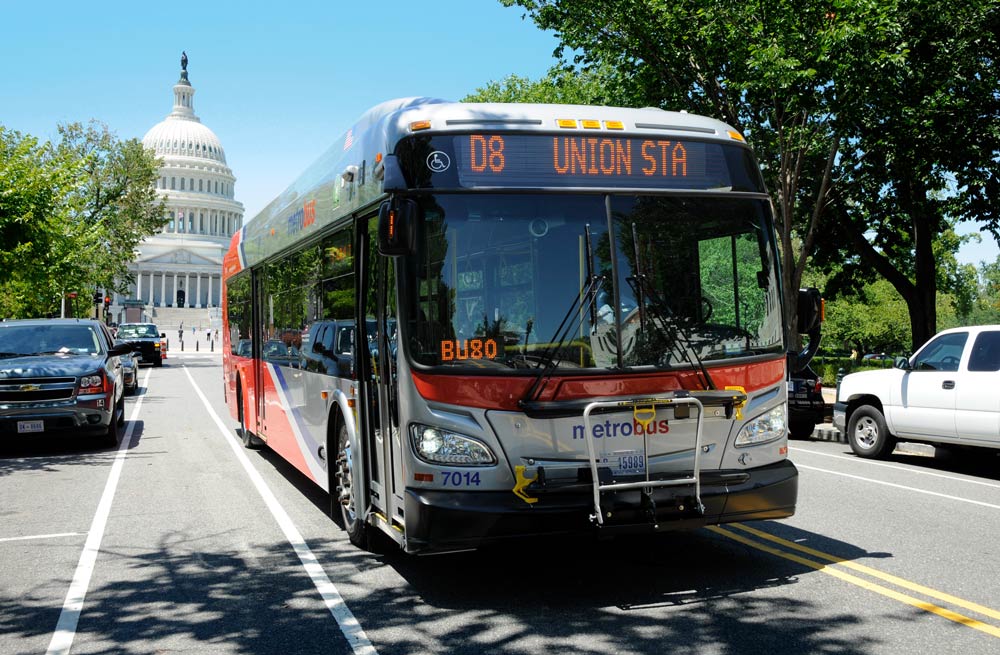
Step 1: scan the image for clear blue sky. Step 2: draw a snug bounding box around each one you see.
[3,0,995,267]
[1,0,560,221]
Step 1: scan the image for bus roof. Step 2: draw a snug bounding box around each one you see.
[226,99,750,276]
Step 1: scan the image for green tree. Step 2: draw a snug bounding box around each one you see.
[0,121,165,318]
[501,0,1000,352]
[463,65,616,105]
[0,128,78,286]
[823,279,912,355]
[819,0,1000,350]
[500,0,865,348]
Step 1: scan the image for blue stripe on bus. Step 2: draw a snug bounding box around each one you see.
[269,363,325,470]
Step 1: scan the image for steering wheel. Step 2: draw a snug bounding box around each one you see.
[939,355,960,369]
[701,296,713,322]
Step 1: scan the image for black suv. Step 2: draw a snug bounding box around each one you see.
[0,318,131,446]
[299,320,360,377]
[116,323,165,367]
[788,363,826,439]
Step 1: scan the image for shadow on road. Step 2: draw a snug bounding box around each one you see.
[0,420,149,477]
[241,434,893,654]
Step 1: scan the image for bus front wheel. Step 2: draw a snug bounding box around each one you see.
[335,422,371,550]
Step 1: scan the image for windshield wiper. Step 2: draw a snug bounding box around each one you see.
[519,274,604,404]
[520,224,605,405]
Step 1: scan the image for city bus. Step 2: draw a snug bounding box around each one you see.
[222,98,802,554]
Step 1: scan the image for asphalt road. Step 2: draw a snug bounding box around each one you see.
[2,355,999,654]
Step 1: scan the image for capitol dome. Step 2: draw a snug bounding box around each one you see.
[114,53,244,321]
[142,118,227,164]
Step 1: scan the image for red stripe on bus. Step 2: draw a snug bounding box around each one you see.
[258,366,316,484]
[410,357,786,411]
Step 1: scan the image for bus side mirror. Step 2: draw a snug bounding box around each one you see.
[378,199,417,256]
[379,155,406,193]
[797,287,824,334]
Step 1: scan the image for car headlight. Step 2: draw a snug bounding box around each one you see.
[409,424,496,466]
[734,404,786,447]
[79,374,105,394]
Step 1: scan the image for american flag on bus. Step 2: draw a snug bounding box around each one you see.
[344,128,353,151]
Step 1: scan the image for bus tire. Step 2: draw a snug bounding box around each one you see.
[237,380,262,450]
[334,421,371,550]
[848,405,895,459]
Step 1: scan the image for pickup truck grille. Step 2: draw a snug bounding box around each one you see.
[0,377,76,403]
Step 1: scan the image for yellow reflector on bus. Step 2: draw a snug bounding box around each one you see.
[727,130,745,142]
[557,119,577,128]
[375,152,383,163]
[605,120,624,130]
[581,119,601,129]
[410,120,431,131]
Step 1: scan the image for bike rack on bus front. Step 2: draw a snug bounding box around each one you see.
[582,394,706,527]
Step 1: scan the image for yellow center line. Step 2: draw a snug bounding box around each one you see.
[707,525,1000,640]
[729,523,1000,623]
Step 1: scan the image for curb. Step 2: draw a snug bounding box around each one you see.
[806,423,936,457]
[810,424,845,443]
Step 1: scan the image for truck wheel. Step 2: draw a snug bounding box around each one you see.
[848,405,895,459]
[335,422,371,550]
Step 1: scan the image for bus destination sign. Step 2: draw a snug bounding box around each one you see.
[452,134,736,190]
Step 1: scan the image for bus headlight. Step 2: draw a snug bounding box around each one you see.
[409,424,496,466]
[734,404,786,448]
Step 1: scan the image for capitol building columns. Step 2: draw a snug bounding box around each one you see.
[128,269,225,308]
[122,53,243,326]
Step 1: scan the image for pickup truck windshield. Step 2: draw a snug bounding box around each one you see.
[400,193,783,372]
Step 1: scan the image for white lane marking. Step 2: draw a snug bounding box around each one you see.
[797,464,1000,510]
[791,446,1000,490]
[46,367,153,655]
[183,366,378,655]
[0,533,83,544]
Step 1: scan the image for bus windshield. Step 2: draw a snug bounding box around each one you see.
[401,193,783,372]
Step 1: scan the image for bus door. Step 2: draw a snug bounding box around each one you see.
[252,270,267,439]
[358,212,406,532]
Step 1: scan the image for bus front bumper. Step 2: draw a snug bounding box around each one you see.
[402,459,798,554]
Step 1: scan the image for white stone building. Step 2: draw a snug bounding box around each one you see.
[116,55,243,318]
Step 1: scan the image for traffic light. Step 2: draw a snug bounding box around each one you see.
[93,291,102,304]
[104,296,111,309]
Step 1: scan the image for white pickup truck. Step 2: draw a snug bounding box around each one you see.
[833,325,1000,458]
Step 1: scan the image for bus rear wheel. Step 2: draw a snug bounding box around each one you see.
[237,383,262,449]
[335,423,370,550]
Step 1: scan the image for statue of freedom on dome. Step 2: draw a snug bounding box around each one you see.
[181,51,188,71]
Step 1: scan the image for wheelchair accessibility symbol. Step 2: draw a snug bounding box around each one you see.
[427,151,451,173]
